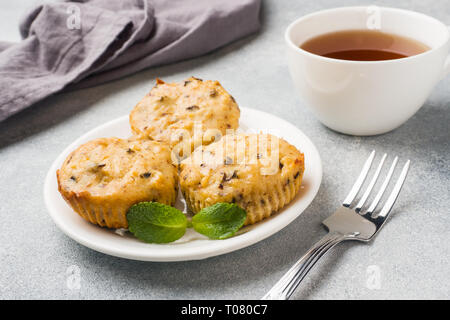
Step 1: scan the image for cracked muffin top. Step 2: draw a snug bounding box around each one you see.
[129,77,240,150]
[179,133,305,225]
[57,136,178,228]
[57,137,177,199]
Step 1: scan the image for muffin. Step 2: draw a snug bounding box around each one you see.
[129,77,240,154]
[180,133,305,225]
[57,137,178,228]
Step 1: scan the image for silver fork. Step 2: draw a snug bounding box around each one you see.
[262,150,410,300]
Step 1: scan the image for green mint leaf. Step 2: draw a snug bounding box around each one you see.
[127,202,187,243]
[192,203,247,240]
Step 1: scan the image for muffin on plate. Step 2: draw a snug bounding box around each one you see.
[129,77,240,154]
[57,136,178,228]
[179,133,305,225]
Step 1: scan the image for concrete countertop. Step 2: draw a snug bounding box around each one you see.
[0,0,449,299]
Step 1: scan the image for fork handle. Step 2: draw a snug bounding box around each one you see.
[262,232,347,300]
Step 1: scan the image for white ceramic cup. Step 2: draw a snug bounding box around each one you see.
[286,6,450,135]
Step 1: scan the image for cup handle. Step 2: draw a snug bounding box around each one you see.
[443,26,450,79]
[444,53,450,78]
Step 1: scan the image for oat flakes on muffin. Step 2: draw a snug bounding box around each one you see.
[179,133,305,225]
[57,136,178,228]
[129,77,240,151]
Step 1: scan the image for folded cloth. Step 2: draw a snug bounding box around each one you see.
[0,0,261,122]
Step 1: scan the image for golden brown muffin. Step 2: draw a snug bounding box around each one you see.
[129,77,240,153]
[179,133,305,225]
[57,137,178,228]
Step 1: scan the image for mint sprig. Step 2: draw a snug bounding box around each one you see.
[126,202,247,243]
[192,203,247,240]
[127,202,187,243]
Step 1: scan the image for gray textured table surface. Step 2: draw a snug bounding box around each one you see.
[1,0,449,300]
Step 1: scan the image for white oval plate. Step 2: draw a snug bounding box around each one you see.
[44,107,322,261]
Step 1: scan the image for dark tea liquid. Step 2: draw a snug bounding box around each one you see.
[300,30,430,61]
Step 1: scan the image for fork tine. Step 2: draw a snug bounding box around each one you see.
[342,150,375,207]
[355,153,387,212]
[366,156,398,214]
[377,160,410,218]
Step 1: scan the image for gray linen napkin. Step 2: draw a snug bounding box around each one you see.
[0,0,261,121]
